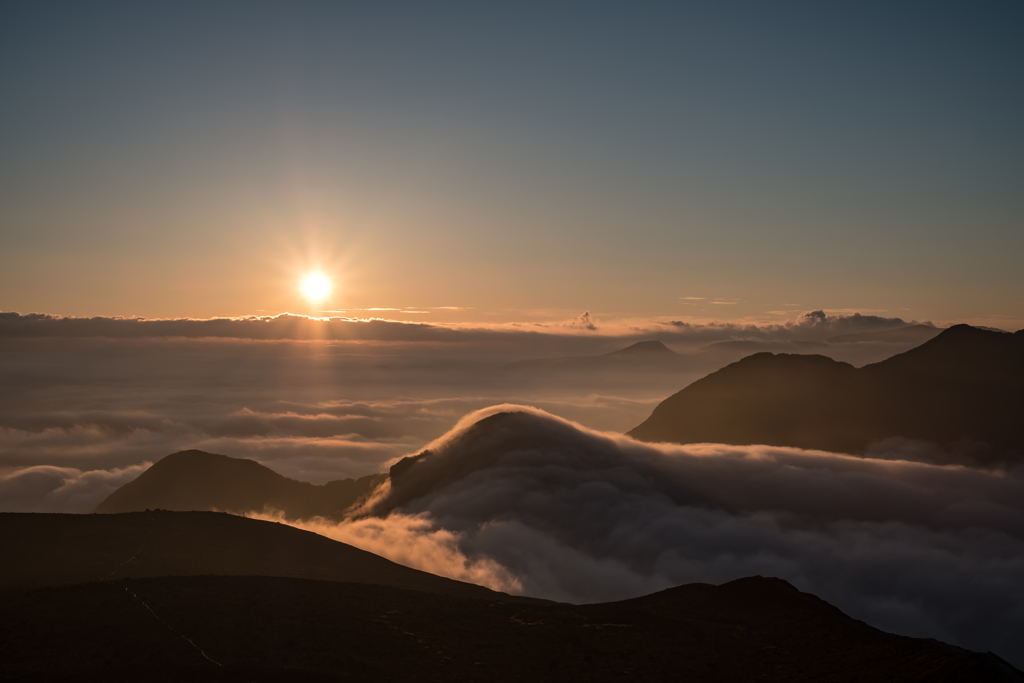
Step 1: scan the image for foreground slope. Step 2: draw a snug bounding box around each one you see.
[94,449,384,519]
[0,511,498,599]
[1,573,1019,682]
[630,325,1024,463]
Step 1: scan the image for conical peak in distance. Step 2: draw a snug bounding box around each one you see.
[606,340,677,356]
[94,449,385,520]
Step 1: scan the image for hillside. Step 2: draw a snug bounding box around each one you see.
[826,323,942,344]
[1,571,1018,681]
[94,450,385,519]
[0,511,498,600]
[629,325,1024,463]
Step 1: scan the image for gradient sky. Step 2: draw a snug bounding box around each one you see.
[2,1,1022,327]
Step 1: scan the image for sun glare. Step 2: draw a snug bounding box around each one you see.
[302,273,330,302]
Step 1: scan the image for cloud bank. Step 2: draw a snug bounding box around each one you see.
[0,463,150,513]
[0,309,926,345]
[660,309,930,342]
[302,407,1024,666]
[0,311,472,342]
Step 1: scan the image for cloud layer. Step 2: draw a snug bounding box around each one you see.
[660,309,928,342]
[0,309,943,486]
[317,407,1024,666]
[8,310,1018,664]
[0,463,150,513]
[0,312,466,342]
[0,309,925,345]
[0,326,701,484]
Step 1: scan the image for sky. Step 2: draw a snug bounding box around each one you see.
[2,1,1022,328]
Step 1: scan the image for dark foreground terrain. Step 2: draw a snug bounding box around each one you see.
[4,575,1022,683]
[1,512,1021,682]
[0,511,497,599]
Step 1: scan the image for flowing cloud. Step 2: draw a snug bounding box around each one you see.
[6,396,1023,665]
[252,510,522,594]
[0,308,980,487]
[0,463,151,513]
[0,385,667,484]
[299,407,1024,666]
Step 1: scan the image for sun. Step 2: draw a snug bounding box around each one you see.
[301,273,330,302]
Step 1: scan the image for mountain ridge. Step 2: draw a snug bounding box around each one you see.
[826,323,941,344]
[0,510,502,599]
[606,339,677,356]
[1,511,1019,681]
[629,325,1024,463]
[94,449,384,519]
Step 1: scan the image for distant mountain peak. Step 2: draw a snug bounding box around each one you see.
[607,340,676,356]
[94,449,386,519]
[826,324,941,345]
[629,324,1024,463]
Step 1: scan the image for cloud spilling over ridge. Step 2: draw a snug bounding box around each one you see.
[252,510,523,595]
[0,393,663,483]
[0,309,958,485]
[309,407,1024,665]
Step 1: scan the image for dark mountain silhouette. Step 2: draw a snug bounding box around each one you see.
[698,325,941,357]
[0,511,500,599]
[513,327,945,378]
[1,513,1019,681]
[94,450,385,519]
[827,323,942,344]
[2,578,1018,682]
[511,339,698,373]
[701,339,828,354]
[630,325,1024,464]
[607,340,676,356]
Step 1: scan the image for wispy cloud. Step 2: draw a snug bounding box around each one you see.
[0,463,151,513]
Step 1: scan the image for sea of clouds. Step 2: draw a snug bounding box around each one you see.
[7,310,1021,663]
[266,407,1024,667]
[0,308,925,343]
[0,309,932,507]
